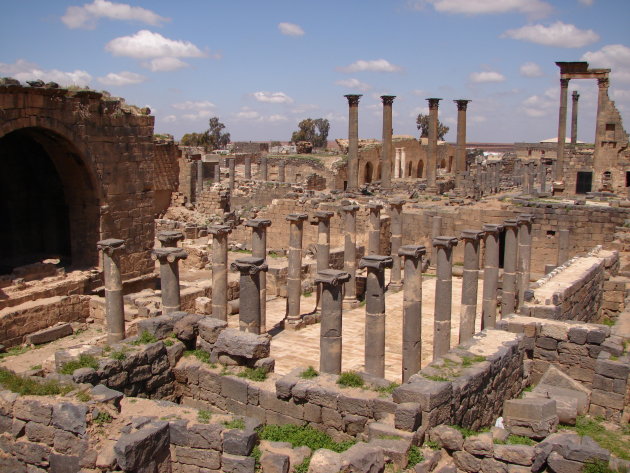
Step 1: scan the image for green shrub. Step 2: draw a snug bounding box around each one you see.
[197,410,212,424]
[93,411,113,424]
[337,371,364,388]
[184,349,214,365]
[132,330,158,345]
[76,392,91,402]
[375,382,399,395]
[110,350,126,361]
[300,366,319,379]
[60,354,99,375]
[407,446,424,468]
[494,435,536,446]
[237,367,267,382]
[223,418,245,429]
[0,368,73,396]
[423,440,440,450]
[258,424,355,452]
[461,355,485,367]
[583,459,615,473]
[30,364,42,371]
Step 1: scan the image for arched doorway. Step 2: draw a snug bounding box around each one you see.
[0,127,99,274]
[407,162,413,177]
[376,163,381,181]
[364,161,373,183]
[417,161,424,178]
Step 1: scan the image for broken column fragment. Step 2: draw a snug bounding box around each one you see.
[97,238,126,344]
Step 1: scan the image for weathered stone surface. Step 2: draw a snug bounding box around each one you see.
[340,443,385,473]
[12,440,51,466]
[198,317,228,344]
[52,402,87,435]
[25,323,73,345]
[213,329,270,359]
[91,384,124,406]
[463,432,493,457]
[524,390,579,425]
[221,453,256,473]
[114,421,169,471]
[368,438,410,469]
[393,381,452,411]
[13,399,52,425]
[308,449,343,473]
[136,312,187,339]
[480,457,508,473]
[223,426,258,456]
[53,430,87,456]
[453,450,482,473]
[25,421,55,445]
[174,313,204,343]
[414,448,442,473]
[394,402,421,432]
[72,367,97,385]
[493,445,535,466]
[174,445,221,469]
[538,366,591,399]
[546,451,582,473]
[260,451,289,473]
[49,453,80,473]
[429,425,464,451]
[168,419,223,450]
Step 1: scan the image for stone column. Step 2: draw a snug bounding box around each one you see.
[312,211,334,272]
[231,256,268,334]
[213,162,220,184]
[399,245,426,382]
[228,158,235,190]
[367,202,383,255]
[345,94,362,191]
[400,149,407,178]
[432,236,458,360]
[430,215,442,268]
[517,214,534,311]
[197,160,204,197]
[539,163,547,193]
[260,156,268,181]
[152,247,188,315]
[97,239,126,343]
[380,95,395,188]
[389,198,406,291]
[341,203,359,304]
[557,228,570,266]
[571,91,580,145]
[359,255,393,378]
[394,148,401,178]
[245,219,272,332]
[458,230,482,343]
[454,99,471,188]
[244,156,252,179]
[285,213,308,328]
[316,269,350,374]
[278,160,286,183]
[481,224,502,330]
[208,224,231,321]
[595,77,609,151]
[157,230,184,248]
[501,219,519,317]
[426,98,442,189]
[555,78,569,181]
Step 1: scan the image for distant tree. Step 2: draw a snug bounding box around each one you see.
[270,140,282,148]
[180,117,230,151]
[291,118,330,148]
[416,113,449,141]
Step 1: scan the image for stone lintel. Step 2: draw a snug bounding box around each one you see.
[344,94,362,106]
[432,236,458,249]
[398,245,426,259]
[503,219,519,228]
[517,214,535,225]
[460,229,483,241]
[482,224,504,235]
[359,255,393,271]
[454,99,471,110]
[389,198,406,208]
[286,213,308,223]
[315,269,351,286]
[367,201,383,211]
[311,211,335,225]
[427,98,442,109]
[151,247,188,263]
[381,95,396,105]
[231,256,268,274]
[157,231,184,245]
[207,224,232,236]
[245,219,272,229]
[97,238,125,255]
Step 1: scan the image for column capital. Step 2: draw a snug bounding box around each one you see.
[517,214,535,225]
[482,224,504,236]
[344,94,362,106]
[97,238,125,256]
[503,218,518,229]
[311,210,334,223]
[341,203,360,214]
[286,213,308,223]
[231,256,268,275]
[572,90,580,101]
[151,247,188,263]
[560,78,570,88]
[367,201,383,212]
[460,229,483,241]
[207,224,232,236]
[381,95,396,106]
[157,231,184,247]
[398,245,426,259]
[315,269,350,286]
[432,236,458,249]
[359,255,393,270]
[388,198,406,209]
[427,98,442,110]
[245,219,272,229]
[454,99,471,111]
[598,77,609,89]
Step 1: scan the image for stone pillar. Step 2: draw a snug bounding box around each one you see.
[389,198,406,291]
[481,224,502,330]
[430,215,442,267]
[432,236,458,360]
[244,156,252,179]
[380,95,395,188]
[571,91,580,145]
[316,269,350,374]
[539,163,547,193]
[260,156,268,181]
[231,256,268,334]
[454,99,471,188]
[426,98,442,189]
[555,78,569,181]
[152,247,187,315]
[358,255,393,377]
[557,228,570,266]
[157,230,184,248]
[214,162,221,184]
[345,94,362,191]
[394,148,401,179]
[228,158,235,190]
[196,160,204,197]
[208,224,231,321]
[459,230,483,343]
[285,213,308,328]
[278,160,286,183]
[245,219,272,332]
[400,149,407,178]
[97,239,126,343]
[517,214,534,311]
[399,245,426,382]
[502,219,519,317]
[367,202,383,255]
[341,203,359,304]
[595,77,609,151]
[312,211,334,272]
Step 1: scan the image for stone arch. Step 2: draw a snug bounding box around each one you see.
[417,160,424,178]
[407,162,413,178]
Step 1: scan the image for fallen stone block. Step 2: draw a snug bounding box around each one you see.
[340,442,385,473]
[136,312,187,339]
[503,398,558,440]
[197,316,228,344]
[114,421,169,471]
[25,323,73,345]
[537,366,591,402]
[429,425,464,451]
[260,451,289,473]
[308,449,343,473]
[213,328,271,360]
[524,390,579,425]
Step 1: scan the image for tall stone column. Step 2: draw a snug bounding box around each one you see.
[432,236,458,360]
[97,239,126,343]
[228,158,235,191]
[595,77,609,151]
[380,95,395,188]
[502,219,519,317]
[401,149,407,178]
[367,202,383,255]
[152,247,188,315]
[245,219,272,332]
[555,78,570,181]
[517,214,534,311]
[312,211,334,272]
[571,91,580,145]
[557,228,570,266]
[394,148,401,179]
[157,230,184,248]
[345,94,362,192]
[209,224,231,321]
[399,245,426,382]
[454,99,471,188]
[341,203,359,305]
[285,213,308,328]
[389,198,406,291]
[244,156,252,179]
[481,224,502,330]
[197,160,204,197]
[458,230,482,343]
[231,256,268,334]
[426,98,442,189]
[430,215,442,268]
[278,160,286,183]
[260,156,268,181]
[316,269,350,374]
[359,255,393,378]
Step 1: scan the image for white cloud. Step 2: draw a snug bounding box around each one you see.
[267,114,288,122]
[143,57,189,72]
[338,59,402,73]
[520,88,556,118]
[290,104,319,114]
[520,62,544,77]
[172,100,215,110]
[62,0,168,29]
[163,115,177,123]
[234,108,261,120]
[278,22,304,37]
[470,71,506,83]
[578,0,594,5]
[412,0,552,19]
[582,44,630,83]
[182,110,212,121]
[252,91,294,104]
[97,71,145,86]
[0,59,92,86]
[335,78,371,92]
[411,89,426,96]
[105,30,204,59]
[503,22,599,48]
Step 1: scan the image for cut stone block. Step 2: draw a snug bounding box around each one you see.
[503,398,558,440]
[26,323,73,345]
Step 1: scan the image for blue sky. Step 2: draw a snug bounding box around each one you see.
[1,0,629,144]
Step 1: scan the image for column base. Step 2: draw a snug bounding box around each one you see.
[342,298,361,310]
[388,281,403,293]
[283,316,305,331]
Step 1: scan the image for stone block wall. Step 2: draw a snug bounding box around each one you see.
[153,138,180,215]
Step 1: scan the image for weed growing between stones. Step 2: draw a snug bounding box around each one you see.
[299,366,319,379]
[423,440,440,450]
[184,349,216,367]
[0,368,73,396]
[197,410,212,424]
[337,371,364,388]
[0,345,32,359]
[30,364,42,370]
[60,354,99,374]
[93,412,113,425]
[407,446,424,468]
[237,367,267,382]
[583,459,616,473]
[76,391,91,402]
[375,382,400,396]
[132,330,158,345]
[561,416,630,460]
[423,374,449,382]
[222,418,245,429]
[450,425,490,438]
[493,435,536,446]
[110,349,127,361]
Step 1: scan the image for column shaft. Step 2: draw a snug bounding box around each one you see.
[426,98,442,188]
[260,156,268,181]
[367,203,382,255]
[454,100,470,188]
[196,160,204,198]
[380,96,395,188]
[459,231,482,343]
[244,156,252,179]
[430,215,442,267]
[231,257,267,334]
[389,199,406,289]
[501,221,518,317]
[342,205,359,302]
[555,78,569,181]
[400,245,425,382]
[317,270,350,374]
[433,237,457,360]
[286,214,308,327]
[153,248,187,315]
[246,219,271,332]
[209,225,231,321]
[517,215,534,311]
[98,239,126,344]
[571,91,579,145]
[345,95,362,191]
[228,158,235,190]
[481,225,502,330]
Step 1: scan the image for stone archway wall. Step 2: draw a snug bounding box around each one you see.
[0,84,157,279]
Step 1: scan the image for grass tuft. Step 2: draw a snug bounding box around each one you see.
[93,411,113,424]
[493,435,536,446]
[407,445,424,468]
[237,367,268,382]
[184,349,215,367]
[197,410,212,424]
[337,371,364,388]
[258,424,355,453]
[300,366,319,379]
[223,418,245,429]
[60,354,99,375]
[0,368,73,396]
[131,330,158,345]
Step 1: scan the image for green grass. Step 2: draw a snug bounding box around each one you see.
[59,354,99,375]
[110,350,127,361]
[561,416,630,460]
[237,367,267,382]
[601,317,616,327]
[303,290,313,297]
[407,446,424,468]
[0,368,73,396]
[494,435,536,446]
[223,418,245,429]
[197,410,212,424]
[258,424,355,453]
[76,392,91,402]
[184,349,216,367]
[131,330,158,345]
[230,249,253,254]
[461,355,486,367]
[375,382,400,395]
[337,371,364,388]
[583,459,616,473]
[423,374,450,382]
[93,411,113,424]
[300,366,319,379]
[0,345,32,359]
[423,440,440,450]
[29,364,42,371]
